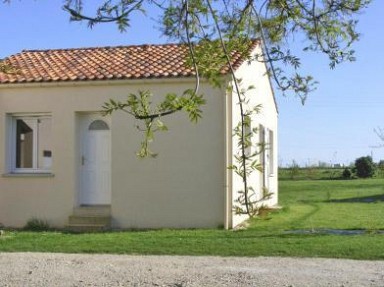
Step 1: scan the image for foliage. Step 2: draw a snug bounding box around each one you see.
[288,160,300,180]
[62,0,371,101]
[374,127,384,148]
[377,160,384,178]
[341,168,352,179]
[24,218,51,232]
[354,156,376,178]
[0,61,18,74]
[103,90,206,157]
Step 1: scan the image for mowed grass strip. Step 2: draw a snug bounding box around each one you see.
[1,229,383,259]
[0,178,383,259]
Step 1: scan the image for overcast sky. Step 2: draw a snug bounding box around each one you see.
[1,0,383,167]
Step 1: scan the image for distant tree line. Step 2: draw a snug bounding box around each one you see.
[280,156,384,180]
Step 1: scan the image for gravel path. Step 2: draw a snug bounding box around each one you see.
[0,253,383,286]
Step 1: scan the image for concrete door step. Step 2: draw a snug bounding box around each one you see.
[67,205,111,232]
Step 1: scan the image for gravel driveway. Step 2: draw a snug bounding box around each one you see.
[0,253,383,286]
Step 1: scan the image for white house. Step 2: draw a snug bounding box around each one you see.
[0,40,278,230]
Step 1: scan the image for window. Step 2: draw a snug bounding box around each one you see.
[260,125,274,176]
[268,129,274,175]
[9,115,52,173]
[259,124,266,170]
[89,120,109,131]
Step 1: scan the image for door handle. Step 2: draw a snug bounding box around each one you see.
[81,156,85,166]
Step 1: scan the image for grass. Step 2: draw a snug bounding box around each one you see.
[279,167,346,180]
[1,178,384,259]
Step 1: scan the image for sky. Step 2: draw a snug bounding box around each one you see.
[0,0,383,167]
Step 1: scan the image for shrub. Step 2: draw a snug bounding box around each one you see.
[341,168,352,179]
[354,156,376,178]
[377,160,384,178]
[24,218,51,231]
[288,160,300,180]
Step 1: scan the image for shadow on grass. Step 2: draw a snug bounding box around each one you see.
[328,194,384,203]
[285,229,384,235]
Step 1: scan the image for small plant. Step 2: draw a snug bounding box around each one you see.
[24,218,51,231]
[377,160,384,178]
[257,206,274,219]
[306,165,318,180]
[341,168,352,179]
[288,160,300,180]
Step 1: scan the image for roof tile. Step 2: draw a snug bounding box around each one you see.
[0,41,259,84]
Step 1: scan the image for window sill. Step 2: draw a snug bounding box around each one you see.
[2,173,55,178]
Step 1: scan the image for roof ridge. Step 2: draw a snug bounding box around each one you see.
[19,38,260,54]
[21,42,184,53]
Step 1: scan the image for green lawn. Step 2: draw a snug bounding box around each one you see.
[279,167,346,180]
[1,178,384,259]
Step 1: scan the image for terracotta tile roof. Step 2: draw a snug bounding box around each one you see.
[0,40,260,85]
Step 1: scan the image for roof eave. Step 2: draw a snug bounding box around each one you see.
[0,76,213,89]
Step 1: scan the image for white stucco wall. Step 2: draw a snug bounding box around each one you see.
[0,79,227,228]
[229,46,279,228]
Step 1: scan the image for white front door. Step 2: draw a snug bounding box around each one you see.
[79,114,111,205]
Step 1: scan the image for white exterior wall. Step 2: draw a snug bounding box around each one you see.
[0,79,227,228]
[228,47,278,228]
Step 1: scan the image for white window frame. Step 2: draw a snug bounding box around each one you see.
[265,129,275,176]
[7,113,52,174]
[259,126,275,176]
[268,129,275,176]
[259,124,266,177]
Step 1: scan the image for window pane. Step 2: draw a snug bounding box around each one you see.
[37,118,52,169]
[89,120,109,131]
[16,119,34,168]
